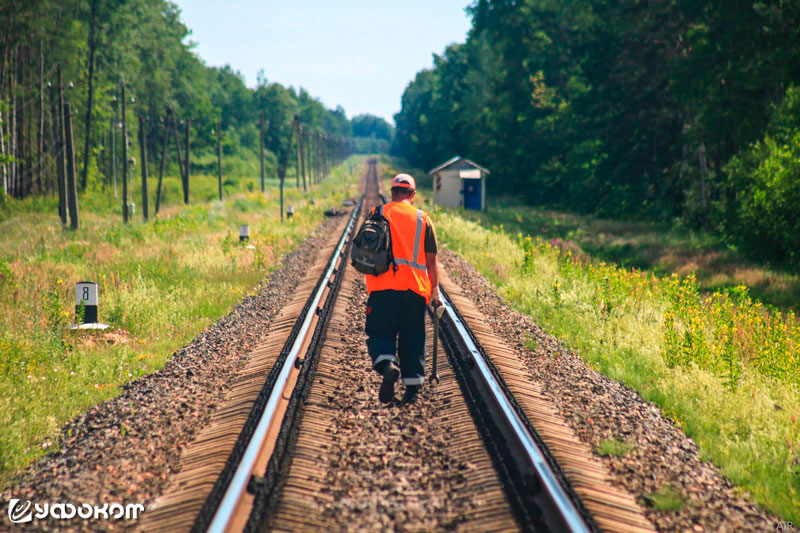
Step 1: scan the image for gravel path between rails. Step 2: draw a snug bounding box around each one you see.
[440,249,778,533]
[266,270,518,532]
[301,277,474,531]
[1,215,344,532]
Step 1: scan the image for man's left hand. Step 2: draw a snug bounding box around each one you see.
[430,287,442,310]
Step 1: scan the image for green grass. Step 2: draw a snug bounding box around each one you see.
[0,155,367,489]
[596,438,634,457]
[454,200,800,311]
[643,485,686,512]
[379,155,800,521]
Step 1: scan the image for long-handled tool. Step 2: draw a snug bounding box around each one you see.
[430,304,444,384]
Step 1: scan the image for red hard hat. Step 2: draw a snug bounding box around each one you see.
[392,174,416,190]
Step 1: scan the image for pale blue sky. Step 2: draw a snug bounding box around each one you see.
[171,1,474,124]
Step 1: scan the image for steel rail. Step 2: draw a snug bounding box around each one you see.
[243,163,383,531]
[208,197,363,533]
[439,289,590,533]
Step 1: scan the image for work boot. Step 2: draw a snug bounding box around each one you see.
[401,385,419,405]
[379,362,400,403]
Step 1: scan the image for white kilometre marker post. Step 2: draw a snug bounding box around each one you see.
[240,224,256,249]
[66,281,109,330]
[287,206,294,219]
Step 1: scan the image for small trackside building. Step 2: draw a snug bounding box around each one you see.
[428,156,489,211]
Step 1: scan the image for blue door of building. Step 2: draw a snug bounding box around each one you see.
[463,179,481,210]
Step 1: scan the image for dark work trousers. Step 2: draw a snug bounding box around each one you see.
[365,289,426,386]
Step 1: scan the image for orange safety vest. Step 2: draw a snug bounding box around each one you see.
[365,201,432,303]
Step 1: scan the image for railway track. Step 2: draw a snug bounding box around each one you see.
[144,159,655,532]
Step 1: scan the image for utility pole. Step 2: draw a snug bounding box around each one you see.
[299,124,307,192]
[310,129,315,185]
[217,118,223,201]
[139,115,149,221]
[183,117,190,204]
[10,46,16,197]
[259,110,265,193]
[280,120,294,222]
[316,131,320,184]
[320,132,324,182]
[294,115,301,189]
[311,130,316,186]
[305,129,312,187]
[278,166,285,221]
[38,40,44,193]
[155,110,170,214]
[111,94,118,197]
[324,134,327,180]
[16,45,25,198]
[64,102,79,230]
[315,131,321,183]
[121,81,129,223]
[310,131,316,185]
[324,134,329,177]
[320,133,325,180]
[56,65,67,227]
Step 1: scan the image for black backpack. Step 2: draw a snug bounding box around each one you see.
[351,205,395,275]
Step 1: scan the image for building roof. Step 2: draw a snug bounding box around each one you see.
[428,155,490,175]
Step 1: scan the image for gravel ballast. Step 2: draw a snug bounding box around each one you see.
[2,209,782,533]
[440,249,778,532]
[265,271,518,532]
[1,215,344,532]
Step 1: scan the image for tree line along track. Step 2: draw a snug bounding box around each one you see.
[144,159,655,532]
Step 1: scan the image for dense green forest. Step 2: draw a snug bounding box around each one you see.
[393,0,800,268]
[352,113,394,154]
[0,0,394,205]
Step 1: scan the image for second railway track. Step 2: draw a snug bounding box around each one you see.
[145,159,656,532]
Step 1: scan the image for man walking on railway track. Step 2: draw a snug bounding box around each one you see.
[364,173,440,405]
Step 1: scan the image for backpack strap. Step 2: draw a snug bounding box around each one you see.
[378,204,398,273]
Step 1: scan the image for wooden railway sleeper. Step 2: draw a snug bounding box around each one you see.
[243,197,367,532]
[438,285,596,533]
[193,197,364,533]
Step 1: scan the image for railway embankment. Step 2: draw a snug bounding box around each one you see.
[0,160,362,499]
[383,150,797,526]
[2,157,793,532]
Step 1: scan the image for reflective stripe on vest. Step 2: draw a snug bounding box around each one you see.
[394,209,427,271]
